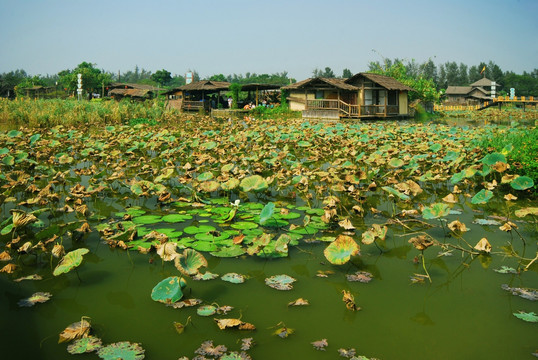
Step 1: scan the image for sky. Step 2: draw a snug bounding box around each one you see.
[0,0,536,80]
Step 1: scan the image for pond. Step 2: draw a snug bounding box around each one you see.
[0,117,536,360]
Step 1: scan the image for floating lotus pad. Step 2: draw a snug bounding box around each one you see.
[422,203,450,219]
[240,175,268,192]
[265,274,296,290]
[510,176,534,190]
[210,245,246,258]
[513,311,538,323]
[97,341,145,360]
[174,249,208,276]
[221,273,246,284]
[230,221,258,230]
[151,276,187,304]
[184,225,216,234]
[53,248,90,276]
[161,214,193,223]
[67,336,103,354]
[17,292,52,307]
[197,305,217,316]
[324,235,360,265]
[132,215,162,225]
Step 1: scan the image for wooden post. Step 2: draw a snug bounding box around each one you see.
[256,86,259,106]
[384,90,387,117]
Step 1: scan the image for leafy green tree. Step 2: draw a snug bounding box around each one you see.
[151,69,172,87]
[229,83,242,109]
[342,68,353,78]
[168,74,186,88]
[14,76,46,96]
[210,74,227,82]
[58,62,112,94]
[421,59,437,83]
[468,65,481,83]
[312,67,335,78]
[0,69,28,98]
[457,63,469,85]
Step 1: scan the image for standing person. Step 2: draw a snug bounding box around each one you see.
[228,96,233,109]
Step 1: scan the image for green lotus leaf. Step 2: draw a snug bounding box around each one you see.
[132,215,162,225]
[481,152,506,166]
[259,202,275,225]
[97,341,145,360]
[197,305,217,317]
[156,228,183,238]
[154,168,175,183]
[7,130,22,137]
[190,241,218,252]
[265,274,296,290]
[194,231,230,242]
[67,336,103,354]
[297,140,311,147]
[260,218,288,228]
[510,176,534,190]
[450,171,465,185]
[184,225,216,234]
[0,147,9,155]
[240,175,268,192]
[197,171,214,181]
[174,249,208,276]
[442,151,459,162]
[276,211,301,220]
[208,245,245,258]
[381,186,410,201]
[323,235,360,265]
[429,143,442,152]
[230,221,258,230]
[2,155,14,166]
[471,189,494,204]
[29,133,41,145]
[161,214,192,223]
[198,180,220,192]
[422,203,450,219]
[388,158,404,168]
[221,273,245,284]
[192,271,220,280]
[221,178,240,191]
[53,248,90,276]
[513,311,538,323]
[1,223,13,236]
[151,276,186,304]
[200,141,217,150]
[221,163,234,172]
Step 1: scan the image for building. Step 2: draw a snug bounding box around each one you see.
[443,77,499,105]
[283,73,414,119]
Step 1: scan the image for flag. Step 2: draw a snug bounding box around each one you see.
[480,66,486,74]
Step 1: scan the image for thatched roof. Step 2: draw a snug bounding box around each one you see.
[445,86,473,95]
[282,77,358,91]
[180,80,230,91]
[109,88,152,98]
[109,82,163,91]
[347,73,415,91]
[470,77,499,87]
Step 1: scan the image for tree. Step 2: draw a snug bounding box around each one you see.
[0,69,28,98]
[342,68,353,78]
[312,67,335,78]
[151,69,172,87]
[457,63,469,85]
[210,74,227,82]
[58,62,111,94]
[421,59,437,83]
[14,76,47,96]
[229,83,242,109]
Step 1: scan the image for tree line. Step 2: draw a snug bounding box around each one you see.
[0,59,536,100]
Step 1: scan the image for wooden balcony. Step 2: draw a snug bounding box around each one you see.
[305,99,400,118]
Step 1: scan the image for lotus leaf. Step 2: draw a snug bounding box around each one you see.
[97,341,145,360]
[388,158,404,168]
[481,152,506,165]
[67,336,103,354]
[151,276,187,304]
[174,249,208,276]
[132,215,162,224]
[221,178,240,190]
[190,241,218,252]
[346,271,373,283]
[184,225,216,234]
[259,202,275,225]
[210,246,246,258]
[265,274,296,290]
[221,272,246,284]
[501,284,538,301]
[17,292,52,307]
[494,266,517,274]
[324,235,360,265]
[230,221,258,230]
[473,218,501,226]
[197,305,217,316]
[192,271,220,280]
[471,189,494,204]
[311,339,328,351]
[53,248,90,276]
[273,326,294,338]
[240,175,268,192]
[510,176,534,190]
[422,203,450,219]
[515,207,538,218]
[214,318,255,330]
[161,214,192,223]
[474,238,492,253]
[513,311,538,323]
[199,180,220,192]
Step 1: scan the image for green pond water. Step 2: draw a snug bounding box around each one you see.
[0,117,537,360]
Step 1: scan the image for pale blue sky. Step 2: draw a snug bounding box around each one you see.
[1,0,536,79]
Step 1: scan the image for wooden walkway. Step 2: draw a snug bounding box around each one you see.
[434,96,537,112]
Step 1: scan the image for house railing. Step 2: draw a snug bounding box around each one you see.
[306,99,401,117]
[182,100,208,110]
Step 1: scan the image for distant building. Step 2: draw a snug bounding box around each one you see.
[443,77,499,105]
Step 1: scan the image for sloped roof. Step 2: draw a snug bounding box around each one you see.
[180,80,230,91]
[109,88,152,98]
[470,77,499,87]
[240,83,281,91]
[282,77,358,91]
[347,73,415,91]
[109,83,163,91]
[445,86,473,95]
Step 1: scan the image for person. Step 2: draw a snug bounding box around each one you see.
[228,97,233,108]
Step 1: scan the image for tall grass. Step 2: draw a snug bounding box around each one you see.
[0,98,181,128]
[479,126,538,187]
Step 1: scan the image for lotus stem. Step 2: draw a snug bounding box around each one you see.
[421,251,432,283]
